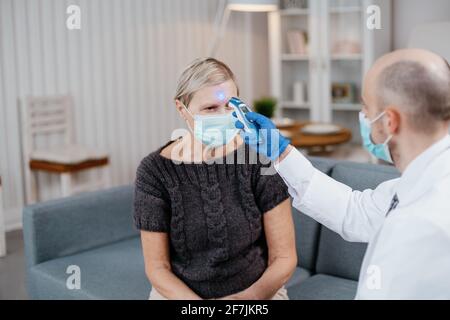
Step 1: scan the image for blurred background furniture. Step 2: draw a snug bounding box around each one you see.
[279,121,352,155]
[269,0,392,144]
[0,176,6,257]
[23,155,400,300]
[19,95,111,204]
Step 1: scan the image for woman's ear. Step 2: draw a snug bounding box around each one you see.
[175,100,188,121]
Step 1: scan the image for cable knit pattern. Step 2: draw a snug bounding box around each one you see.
[155,156,191,266]
[199,166,229,269]
[133,140,290,299]
[238,165,263,244]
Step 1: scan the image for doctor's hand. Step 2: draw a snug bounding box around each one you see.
[232,111,291,161]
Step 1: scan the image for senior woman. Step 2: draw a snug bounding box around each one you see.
[133,57,297,300]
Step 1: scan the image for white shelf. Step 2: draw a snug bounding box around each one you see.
[331,54,363,60]
[269,0,391,129]
[329,6,362,14]
[280,8,310,16]
[281,54,309,61]
[280,101,310,110]
[332,103,361,111]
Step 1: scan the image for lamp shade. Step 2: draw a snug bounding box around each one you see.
[228,0,278,12]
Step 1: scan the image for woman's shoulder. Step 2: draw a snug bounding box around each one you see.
[136,140,176,180]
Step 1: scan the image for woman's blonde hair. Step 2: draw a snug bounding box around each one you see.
[174,57,239,107]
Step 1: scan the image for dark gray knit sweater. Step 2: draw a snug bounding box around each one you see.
[133,141,290,299]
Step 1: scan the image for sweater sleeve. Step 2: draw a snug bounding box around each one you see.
[252,163,291,214]
[133,156,171,232]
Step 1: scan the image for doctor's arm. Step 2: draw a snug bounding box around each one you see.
[275,146,394,243]
[235,112,394,243]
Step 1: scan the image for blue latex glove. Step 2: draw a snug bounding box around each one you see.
[233,111,291,161]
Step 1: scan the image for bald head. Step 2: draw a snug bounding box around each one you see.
[365,49,450,133]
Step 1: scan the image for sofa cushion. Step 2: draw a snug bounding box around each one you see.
[292,208,321,271]
[315,162,401,280]
[287,274,357,300]
[286,267,311,290]
[316,227,368,281]
[27,237,150,300]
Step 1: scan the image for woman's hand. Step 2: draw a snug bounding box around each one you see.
[216,292,248,300]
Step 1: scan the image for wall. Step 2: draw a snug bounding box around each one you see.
[392,0,450,49]
[0,0,270,230]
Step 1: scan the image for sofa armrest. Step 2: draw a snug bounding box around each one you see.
[23,185,138,268]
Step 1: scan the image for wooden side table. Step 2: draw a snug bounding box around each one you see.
[0,176,6,257]
[279,121,353,156]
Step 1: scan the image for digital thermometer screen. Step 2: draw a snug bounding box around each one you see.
[240,105,251,114]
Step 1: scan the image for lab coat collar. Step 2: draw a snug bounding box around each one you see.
[395,134,450,208]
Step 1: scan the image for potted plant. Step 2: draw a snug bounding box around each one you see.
[253,96,277,119]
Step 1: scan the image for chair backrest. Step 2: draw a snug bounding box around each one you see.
[20,95,74,158]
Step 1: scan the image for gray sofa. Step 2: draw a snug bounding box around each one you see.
[23,157,400,300]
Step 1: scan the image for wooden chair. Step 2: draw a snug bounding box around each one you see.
[20,95,110,204]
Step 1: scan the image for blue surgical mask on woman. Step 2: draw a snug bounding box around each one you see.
[359,111,393,163]
[183,105,239,148]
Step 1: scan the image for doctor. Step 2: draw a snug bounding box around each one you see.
[234,48,450,299]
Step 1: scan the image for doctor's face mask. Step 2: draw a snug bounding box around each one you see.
[359,111,393,163]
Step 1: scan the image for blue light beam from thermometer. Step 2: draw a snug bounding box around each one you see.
[215,90,226,102]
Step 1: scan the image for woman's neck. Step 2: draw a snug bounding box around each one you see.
[163,133,243,163]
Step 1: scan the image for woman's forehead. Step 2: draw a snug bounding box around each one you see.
[191,80,238,105]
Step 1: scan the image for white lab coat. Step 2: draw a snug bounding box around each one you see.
[274,135,450,299]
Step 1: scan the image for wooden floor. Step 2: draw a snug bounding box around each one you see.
[0,230,28,300]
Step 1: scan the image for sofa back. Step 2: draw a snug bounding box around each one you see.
[23,185,138,267]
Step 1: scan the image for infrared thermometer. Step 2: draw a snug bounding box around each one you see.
[228,97,263,143]
[228,97,258,133]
